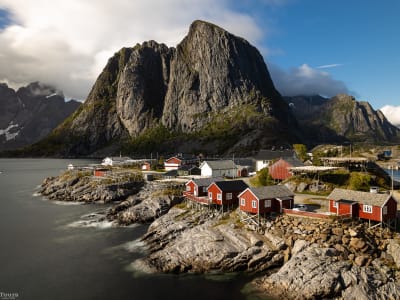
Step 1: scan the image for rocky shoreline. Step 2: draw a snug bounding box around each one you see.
[39,171,400,299]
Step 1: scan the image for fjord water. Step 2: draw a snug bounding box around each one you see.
[0,159,248,300]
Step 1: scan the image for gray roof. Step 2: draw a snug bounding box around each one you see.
[191,177,224,187]
[245,185,294,200]
[214,180,248,192]
[282,157,304,167]
[327,188,394,207]
[201,160,236,170]
[253,149,296,161]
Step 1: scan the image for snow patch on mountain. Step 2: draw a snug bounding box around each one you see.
[0,122,20,141]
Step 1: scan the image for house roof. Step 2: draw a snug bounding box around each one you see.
[328,188,394,207]
[213,180,248,192]
[244,185,294,200]
[201,160,236,170]
[282,157,304,167]
[234,158,254,167]
[163,169,178,177]
[253,149,295,161]
[189,177,224,187]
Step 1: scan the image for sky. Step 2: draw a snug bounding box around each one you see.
[0,0,399,126]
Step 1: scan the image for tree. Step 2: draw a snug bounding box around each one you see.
[348,172,371,191]
[250,167,274,187]
[293,144,308,161]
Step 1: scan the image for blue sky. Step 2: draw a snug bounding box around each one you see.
[0,0,399,125]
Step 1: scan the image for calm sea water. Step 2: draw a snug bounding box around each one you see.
[0,159,252,300]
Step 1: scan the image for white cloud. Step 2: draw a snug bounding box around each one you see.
[380,105,400,128]
[316,63,343,69]
[0,0,264,100]
[269,63,350,97]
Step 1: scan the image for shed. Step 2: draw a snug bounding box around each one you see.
[141,162,151,171]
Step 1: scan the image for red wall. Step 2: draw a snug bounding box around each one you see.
[382,197,397,221]
[359,204,382,222]
[94,170,107,177]
[208,184,243,206]
[269,159,293,180]
[239,190,261,214]
[186,181,196,194]
[329,200,356,216]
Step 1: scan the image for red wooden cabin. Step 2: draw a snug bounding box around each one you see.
[268,157,303,181]
[184,177,223,205]
[93,168,109,177]
[207,180,248,209]
[328,188,398,223]
[238,185,294,215]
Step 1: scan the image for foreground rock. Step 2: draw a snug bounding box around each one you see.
[135,207,284,273]
[250,241,400,300]
[39,169,144,203]
[107,181,184,224]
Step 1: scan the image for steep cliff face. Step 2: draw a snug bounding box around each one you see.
[0,82,80,151]
[31,20,296,156]
[162,20,286,131]
[285,94,400,144]
[116,41,173,136]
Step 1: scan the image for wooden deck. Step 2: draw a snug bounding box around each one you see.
[183,191,211,205]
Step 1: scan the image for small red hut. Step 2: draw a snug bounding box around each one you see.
[238,185,294,215]
[268,157,304,181]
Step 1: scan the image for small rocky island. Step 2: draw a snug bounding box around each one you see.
[39,169,400,299]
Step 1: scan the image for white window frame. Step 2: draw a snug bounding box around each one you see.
[226,193,232,200]
[252,200,257,209]
[208,192,212,199]
[363,205,373,213]
[265,199,271,208]
[333,201,338,208]
[186,185,191,191]
[202,186,207,193]
[240,198,245,206]
[217,193,222,200]
[382,206,388,215]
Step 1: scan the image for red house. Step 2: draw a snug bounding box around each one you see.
[207,180,248,210]
[269,157,304,181]
[184,177,223,205]
[164,154,197,171]
[93,168,109,177]
[328,188,398,223]
[238,185,294,215]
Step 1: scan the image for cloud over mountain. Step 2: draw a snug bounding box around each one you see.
[380,105,400,128]
[270,63,350,97]
[0,0,263,100]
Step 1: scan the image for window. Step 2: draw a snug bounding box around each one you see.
[265,200,271,208]
[208,192,212,199]
[383,206,388,215]
[202,187,207,193]
[241,198,245,206]
[363,205,373,213]
[252,200,257,209]
[186,185,191,191]
[217,193,222,200]
[333,201,338,208]
[226,193,232,200]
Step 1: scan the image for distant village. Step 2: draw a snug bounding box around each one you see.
[68,148,400,230]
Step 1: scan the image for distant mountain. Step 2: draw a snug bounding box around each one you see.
[29,20,299,157]
[284,94,400,144]
[0,82,80,151]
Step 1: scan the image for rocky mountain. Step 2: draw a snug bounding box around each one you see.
[284,94,400,144]
[31,20,298,156]
[0,82,80,151]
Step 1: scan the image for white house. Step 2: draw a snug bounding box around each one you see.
[199,160,237,177]
[253,149,297,171]
[101,156,133,166]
